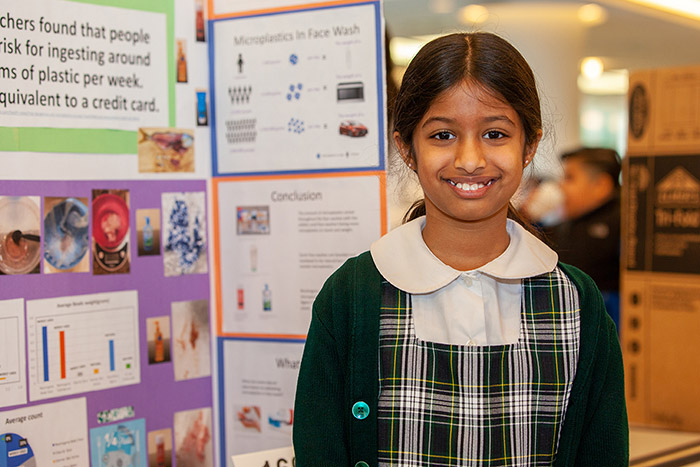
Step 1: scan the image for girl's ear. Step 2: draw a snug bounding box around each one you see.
[524,129,543,167]
[393,131,414,170]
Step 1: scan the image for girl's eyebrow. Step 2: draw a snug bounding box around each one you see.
[421,116,455,127]
[421,114,515,128]
[483,115,515,125]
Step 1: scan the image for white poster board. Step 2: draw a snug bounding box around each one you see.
[0,298,27,408]
[221,339,303,458]
[0,397,90,466]
[0,1,168,131]
[26,290,140,401]
[211,2,385,175]
[232,445,295,467]
[215,173,384,337]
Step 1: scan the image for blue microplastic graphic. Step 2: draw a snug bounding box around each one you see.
[287,118,305,134]
[162,192,207,276]
[286,83,303,101]
[165,200,204,270]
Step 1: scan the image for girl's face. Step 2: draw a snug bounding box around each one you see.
[397,80,540,226]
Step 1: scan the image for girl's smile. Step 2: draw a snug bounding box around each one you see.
[447,176,496,196]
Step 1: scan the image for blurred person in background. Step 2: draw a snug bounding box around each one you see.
[518,176,564,228]
[549,147,622,329]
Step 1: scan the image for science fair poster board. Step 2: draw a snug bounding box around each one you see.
[218,338,303,464]
[209,1,385,175]
[0,179,212,467]
[213,172,386,338]
[0,0,213,180]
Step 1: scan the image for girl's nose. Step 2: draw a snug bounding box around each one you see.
[454,139,486,173]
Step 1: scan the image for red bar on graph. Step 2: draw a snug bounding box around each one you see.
[59,330,66,379]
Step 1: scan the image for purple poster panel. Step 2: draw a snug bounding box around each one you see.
[0,180,211,467]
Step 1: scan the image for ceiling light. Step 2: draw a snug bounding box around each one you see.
[459,4,489,25]
[581,57,604,78]
[430,0,455,14]
[577,3,608,25]
[577,69,629,95]
[623,0,700,21]
[390,37,427,66]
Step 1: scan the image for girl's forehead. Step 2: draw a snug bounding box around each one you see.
[424,79,517,120]
[433,79,510,109]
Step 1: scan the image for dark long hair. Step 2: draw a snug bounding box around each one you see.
[393,32,542,228]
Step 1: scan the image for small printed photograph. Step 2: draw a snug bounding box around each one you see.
[173,408,213,467]
[171,299,210,381]
[147,316,171,365]
[147,428,173,467]
[44,197,90,273]
[195,0,206,42]
[234,405,262,433]
[176,39,188,83]
[336,81,364,102]
[268,408,294,432]
[0,196,41,275]
[136,209,161,256]
[92,189,130,275]
[90,419,147,467]
[162,192,207,276]
[138,128,194,173]
[236,206,270,235]
[97,406,135,424]
[339,120,368,137]
[196,90,208,127]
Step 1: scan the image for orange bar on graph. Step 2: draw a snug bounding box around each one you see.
[59,330,66,379]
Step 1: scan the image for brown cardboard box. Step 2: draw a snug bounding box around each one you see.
[628,65,700,157]
[622,64,700,431]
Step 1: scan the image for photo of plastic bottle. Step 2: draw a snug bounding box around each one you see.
[262,284,271,312]
[143,216,153,252]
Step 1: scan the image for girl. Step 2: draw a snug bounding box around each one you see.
[294,32,628,466]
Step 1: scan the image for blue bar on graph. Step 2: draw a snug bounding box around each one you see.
[42,326,49,382]
[109,340,115,371]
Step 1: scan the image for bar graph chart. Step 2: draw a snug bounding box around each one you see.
[0,298,27,408]
[27,291,140,401]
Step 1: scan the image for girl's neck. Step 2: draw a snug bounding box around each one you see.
[421,210,510,271]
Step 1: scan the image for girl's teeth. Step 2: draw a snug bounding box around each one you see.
[453,181,485,191]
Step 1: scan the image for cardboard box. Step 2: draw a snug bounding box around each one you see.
[622,64,700,431]
[628,65,700,157]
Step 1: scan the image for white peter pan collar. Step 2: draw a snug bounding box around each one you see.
[370,216,558,294]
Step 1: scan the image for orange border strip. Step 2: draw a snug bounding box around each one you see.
[213,171,387,339]
[208,0,369,20]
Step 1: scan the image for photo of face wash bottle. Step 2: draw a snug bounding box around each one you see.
[262,284,271,312]
[249,244,257,272]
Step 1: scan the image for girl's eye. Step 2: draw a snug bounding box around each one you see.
[431,131,455,140]
[484,130,506,139]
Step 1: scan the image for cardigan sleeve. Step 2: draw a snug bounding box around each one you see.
[293,263,351,466]
[555,263,629,466]
[574,318,629,466]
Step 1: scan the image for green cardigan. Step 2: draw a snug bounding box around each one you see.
[293,251,629,466]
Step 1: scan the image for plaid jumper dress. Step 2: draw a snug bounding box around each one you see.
[377,267,581,466]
